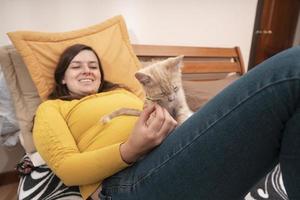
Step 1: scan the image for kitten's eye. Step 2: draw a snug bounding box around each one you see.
[173,86,179,92]
[158,91,166,96]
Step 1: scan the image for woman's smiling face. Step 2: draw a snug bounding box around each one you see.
[62,50,101,97]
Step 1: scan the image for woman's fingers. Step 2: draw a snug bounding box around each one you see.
[148,104,165,132]
[138,103,155,125]
[148,105,177,137]
[157,108,177,137]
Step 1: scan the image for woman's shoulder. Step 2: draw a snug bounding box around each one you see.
[38,99,64,108]
[36,99,74,113]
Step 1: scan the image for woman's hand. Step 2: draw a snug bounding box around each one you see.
[120,104,177,164]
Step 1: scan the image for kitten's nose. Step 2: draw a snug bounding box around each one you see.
[168,95,175,102]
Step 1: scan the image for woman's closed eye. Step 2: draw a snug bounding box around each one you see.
[88,64,99,69]
[70,65,81,69]
[69,63,99,69]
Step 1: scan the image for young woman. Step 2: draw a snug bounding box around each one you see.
[24,44,300,199]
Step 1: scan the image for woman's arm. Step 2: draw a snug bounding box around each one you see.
[33,101,130,186]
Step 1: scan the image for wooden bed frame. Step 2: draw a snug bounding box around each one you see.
[132,44,245,80]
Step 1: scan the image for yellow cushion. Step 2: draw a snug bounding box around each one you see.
[7,15,144,101]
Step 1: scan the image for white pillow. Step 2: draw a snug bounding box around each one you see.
[0,64,20,146]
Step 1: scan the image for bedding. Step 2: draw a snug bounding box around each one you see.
[0,46,40,152]
[0,45,288,199]
[0,44,246,199]
[246,165,288,200]
[0,64,20,146]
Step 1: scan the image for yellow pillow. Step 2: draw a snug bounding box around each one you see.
[7,15,144,101]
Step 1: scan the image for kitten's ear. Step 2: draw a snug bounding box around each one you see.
[167,55,184,71]
[135,72,152,85]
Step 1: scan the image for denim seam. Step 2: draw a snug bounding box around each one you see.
[111,77,300,190]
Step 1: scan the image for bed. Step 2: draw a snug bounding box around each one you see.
[0,42,288,200]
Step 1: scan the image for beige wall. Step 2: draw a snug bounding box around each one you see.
[0,0,258,68]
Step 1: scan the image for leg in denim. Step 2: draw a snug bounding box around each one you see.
[100,47,300,200]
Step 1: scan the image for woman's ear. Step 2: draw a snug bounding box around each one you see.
[62,79,66,84]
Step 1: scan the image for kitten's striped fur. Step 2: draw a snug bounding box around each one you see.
[100,55,193,125]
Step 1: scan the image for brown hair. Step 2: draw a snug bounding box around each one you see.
[48,44,118,100]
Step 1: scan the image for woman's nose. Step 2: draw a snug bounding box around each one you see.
[82,64,91,74]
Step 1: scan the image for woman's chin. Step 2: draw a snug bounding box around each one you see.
[84,90,98,95]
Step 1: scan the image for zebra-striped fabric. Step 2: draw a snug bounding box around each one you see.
[245,165,288,200]
[18,165,83,200]
[17,156,287,200]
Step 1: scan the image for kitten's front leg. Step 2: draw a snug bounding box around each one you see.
[176,107,193,125]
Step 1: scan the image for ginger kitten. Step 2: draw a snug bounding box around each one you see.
[100,55,193,125]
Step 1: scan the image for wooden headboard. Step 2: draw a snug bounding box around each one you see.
[132,44,245,80]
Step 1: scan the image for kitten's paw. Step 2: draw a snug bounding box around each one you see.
[100,116,111,124]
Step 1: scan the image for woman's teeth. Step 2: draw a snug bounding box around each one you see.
[79,79,93,82]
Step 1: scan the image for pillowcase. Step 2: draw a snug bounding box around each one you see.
[0,64,20,146]
[0,46,39,152]
[7,15,144,101]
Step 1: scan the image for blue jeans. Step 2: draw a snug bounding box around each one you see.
[100,47,300,200]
